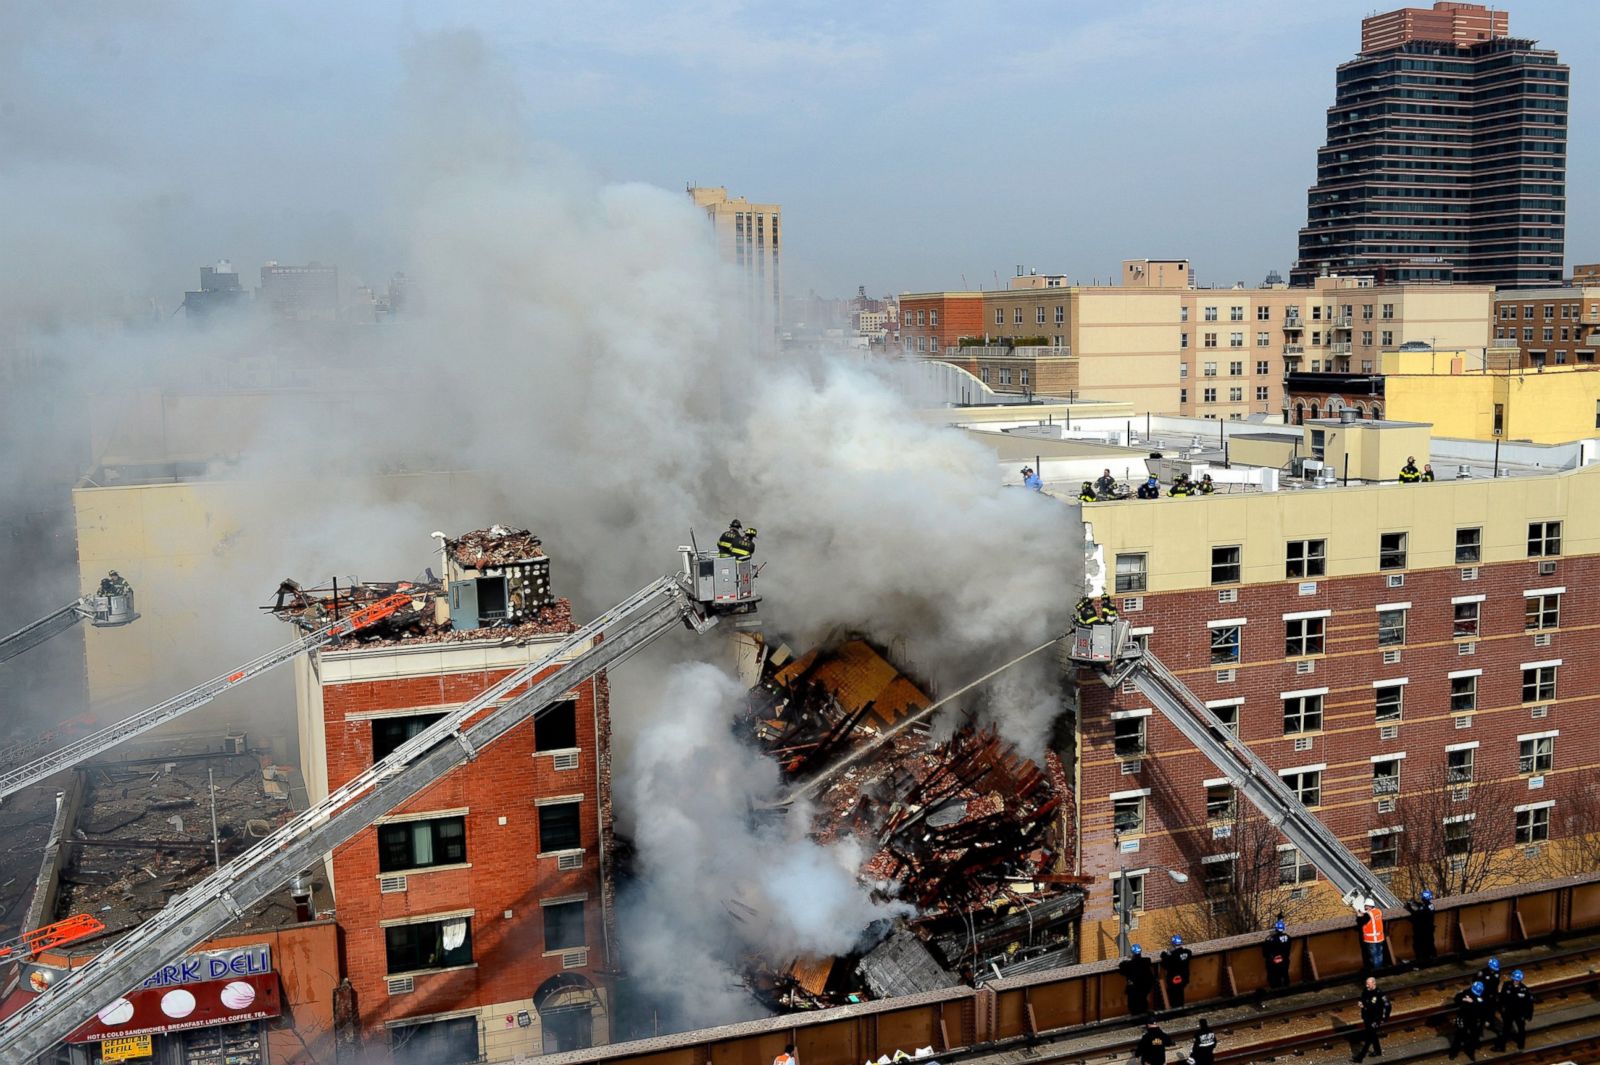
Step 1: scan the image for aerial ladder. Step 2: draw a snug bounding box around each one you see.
[1066,621,1401,911]
[0,547,758,1060]
[0,576,140,666]
[0,593,413,803]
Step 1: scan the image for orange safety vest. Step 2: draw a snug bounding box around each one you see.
[1362,910,1386,943]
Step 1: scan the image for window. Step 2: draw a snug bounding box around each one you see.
[1112,793,1147,834]
[1211,546,1241,585]
[1285,617,1325,657]
[1114,553,1147,593]
[1447,746,1475,783]
[1036,306,1046,325]
[391,1017,479,1065]
[1283,693,1323,734]
[929,309,938,326]
[1381,330,1393,346]
[1230,306,1244,321]
[1203,361,1217,376]
[1205,783,1236,822]
[1362,304,1374,320]
[1020,369,1030,387]
[1181,332,1190,349]
[1362,330,1374,346]
[1229,360,1244,375]
[994,308,1004,326]
[1284,768,1321,806]
[1180,306,1189,323]
[1528,521,1562,557]
[1545,304,1556,320]
[1113,715,1148,757]
[1204,306,1218,321]
[1455,527,1481,564]
[1379,532,1407,570]
[385,916,473,974]
[1370,830,1399,869]
[1115,872,1146,911]
[543,899,587,950]
[998,368,1012,385]
[1230,333,1244,348]
[1209,702,1240,736]
[1256,386,1269,401]
[1203,856,1235,896]
[1522,664,1557,703]
[1256,359,1270,374]
[1522,305,1534,320]
[1203,387,1217,403]
[1453,600,1480,638]
[1525,593,1560,631]
[538,801,583,852]
[1204,333,1218,348]
[1209,625,1240,664]
[1376,608,1406,647]
[536,701,579,751]
[1516,805,1551,844]
[1451,674,1478,713]
[1381,303,1394,320]
[378,816,467,872]
[1285,539,1325,578]
[1278,846,1315,884]
[1372,758,1401,795]
[1055,305,1064,324]
[1518,735,1554,775]
[1013,307,1023,325]
[1180,387,1187,404]
[1374,684,1404,723]
[373,713,447,763]
[1445,818,1472,857]
[1312,306,1322,321]
[1257,306,1271,321]
[1229,387,1243,402]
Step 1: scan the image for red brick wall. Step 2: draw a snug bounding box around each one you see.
[320,658,611,1033]
[1079,553,1597,926]
[900,294,983,355]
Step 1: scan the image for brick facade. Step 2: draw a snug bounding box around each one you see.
[899,293,983,357]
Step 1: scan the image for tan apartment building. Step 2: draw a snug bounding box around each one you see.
[1491,274,1600,368]
[688,185,782,341]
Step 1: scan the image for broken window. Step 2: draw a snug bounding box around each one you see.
[1516,805,1551,845]
[1447,747,1475,783]
[1115,872,1146,911]
[1112,794,1146,835]
[1451,675,1477,713]
[1370,830,1399,869]
[1444,818,1473,856]
[1377,608,1407,647]
[1209,703,1240,736]
[1281,769,1321,806]
[1374,684,1404,723]
[1202,855,1235,896]
[1379,532,1407,570]
[476,575,509,620]
[1205,783,1236,822]
[1211,545,1242,585]
[385,916,473,974]
[373,713,446,763]
[538,801,583,852]
[1277,847,1314,885]
[542,900,587,951]
[1453,601,1480,638]
[1372,758,1401,796]
[1209,625,1241,664]
[1112,716,1147,758]
[1284,617,1324,657]
[378,816,466,873]
[1282,693,1323,735]
[535,700,579,751]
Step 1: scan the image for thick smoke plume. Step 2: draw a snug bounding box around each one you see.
[0,18,1083,1030]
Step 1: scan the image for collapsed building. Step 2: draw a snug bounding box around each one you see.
[737,639,1081,1009]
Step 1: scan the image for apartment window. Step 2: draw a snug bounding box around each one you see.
[1523,305,1534,320]
[1257,306,1271,321]
[1312,331,1322,346]
[1285,306,1300,321]
[1203,361,1217,376]
[1205,783,1236,822]
[1362,304,1374,320]
[1445,818,1472,857]
[980,366,989,382]
[1544,304,1556,320]
[1204,306,1218,321]
[1312,306,1322,321]
[1517,805,1551,845]
[1381,330,1394,346]
[1255,359,1270,375]
[1181,332,1190,349]
[1379,532,1407,570]
[1036,306,1046,324]
[1256,386,1269,401]
[1230,306,1244,321]
[1362,330,1374,346]
[391,1017,479,1065]
[543,899,588,950]
[1112,793,1147,834]
[999,368,1012,385]
[1374,683,1404,723]
[1278,846,1315,884]
[917,337,926,352]
[1210,624,1241,665]
[1020,369,1030,387]
[1450,675,1477,714]
[536,701,579,752]
[1203,387,1217,403]
[1180,387,1188,404]
[1115,872,1147,911]
[1283,693,1323,734]
[1113,715,1148,757]
[1013,307,1023,325]
[1544,327,1555,343]
[538,800,583,852]
[1522,328,1533,342]
[915,310,925,326]
[1447,745,1475,783]
[1285,617,1325,657]
[1204,333,1218,348]
[1229,360,1244,375]
[1055,305,1064,324]
[1209,701,1240,736]
[1211,546,1241,585]
[1453,600,1480,638]
[1525,593,1560,631]
[1283,769,1321,806]
[1285,539,1325,578]
[1180,306,1189,323]
[1455,527,1481,564]
[1381,303,1394,320]
[378,816,467,873]
[1518,735,1554,775]
[385,916,473,974]
[1372,758,1401,795]
[1377,608,1407,647]
[1370,830,1399,869]
[929,309,938,326]
[1203,856,1235,896]
[1229,387,1243,402]
[994,308,1004,325]
[373,713,446,763]
[1528,521,1562,557]
[1114,553,1147,593]
[1521,664,1557,703]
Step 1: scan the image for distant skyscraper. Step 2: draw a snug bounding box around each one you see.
[1293,2,1569,289]
[181,260,247,323]
[258,261,340,322]
[687,185,782,341]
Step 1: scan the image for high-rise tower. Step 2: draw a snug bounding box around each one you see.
[1293,2,1568,289]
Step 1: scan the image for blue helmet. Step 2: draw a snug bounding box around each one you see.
[1512,970,1524,982]
[1471,981,1485,996]
[1421,890,1433,901]
[1275,919,1285,932]
[1171,934,1183,946]
[1488,958,1500,972]
[1130,944,1142,956]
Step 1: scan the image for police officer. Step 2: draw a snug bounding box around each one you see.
[1189,1018,1218,1065]
[1135,1017,1171,1065]
[1405,890,1437,964]
[1476,958,1503,1041]
[1079,481,1098,502]
[1263,919,1291,989]
[1495,969,1534,1051]
[1137,476,1161,500]
[1352,977,1391,1063]
[1398,457,1422,483]
[1449,981,1487,1061]
[1120,945,1156,1015]
[1161,934,1194,1008]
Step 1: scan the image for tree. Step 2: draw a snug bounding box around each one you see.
[1538,774,1600,879]
[1392,764,1524,900]
[1172,803,1324,941]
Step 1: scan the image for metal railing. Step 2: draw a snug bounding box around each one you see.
[944,345,1072,358]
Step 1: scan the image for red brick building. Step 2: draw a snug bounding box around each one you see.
[898,292,983,356]
[292,528,614,1063]
[1073,469,1600,958]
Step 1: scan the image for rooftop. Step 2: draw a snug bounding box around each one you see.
[446,525,544,568]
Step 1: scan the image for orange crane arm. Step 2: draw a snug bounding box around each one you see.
[0,915,106,960]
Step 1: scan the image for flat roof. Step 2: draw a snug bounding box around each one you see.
[963,430,1147,462]
[1305,417,1430,429]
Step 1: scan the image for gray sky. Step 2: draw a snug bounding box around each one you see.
[5,0,1593,305]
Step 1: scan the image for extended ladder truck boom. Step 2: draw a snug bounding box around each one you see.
[0,578,140,666]
[0,548,758,1061]
[1068,621,1401,911]
[0,593,412,803]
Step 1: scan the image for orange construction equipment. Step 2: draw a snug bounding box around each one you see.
[0,915,106,961]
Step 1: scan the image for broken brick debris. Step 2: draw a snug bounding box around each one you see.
[445,525,544,568]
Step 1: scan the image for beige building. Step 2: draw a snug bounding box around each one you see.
[688,185,782,341]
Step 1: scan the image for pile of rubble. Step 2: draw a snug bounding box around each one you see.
[445,525,545,568]
[739,638,1081,1010]
[266,576,574,645]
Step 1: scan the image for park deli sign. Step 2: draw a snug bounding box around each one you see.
[136,943,272,990]
[64,944,282,1043]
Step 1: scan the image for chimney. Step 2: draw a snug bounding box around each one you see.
[1339,408,1357,424]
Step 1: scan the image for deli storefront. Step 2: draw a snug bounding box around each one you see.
[47,944,283,1065]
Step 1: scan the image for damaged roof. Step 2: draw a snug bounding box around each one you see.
[446,525,545,568]
[857,929,961,999]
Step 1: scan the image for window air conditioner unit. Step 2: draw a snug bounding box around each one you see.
[1539,560,1557,576]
